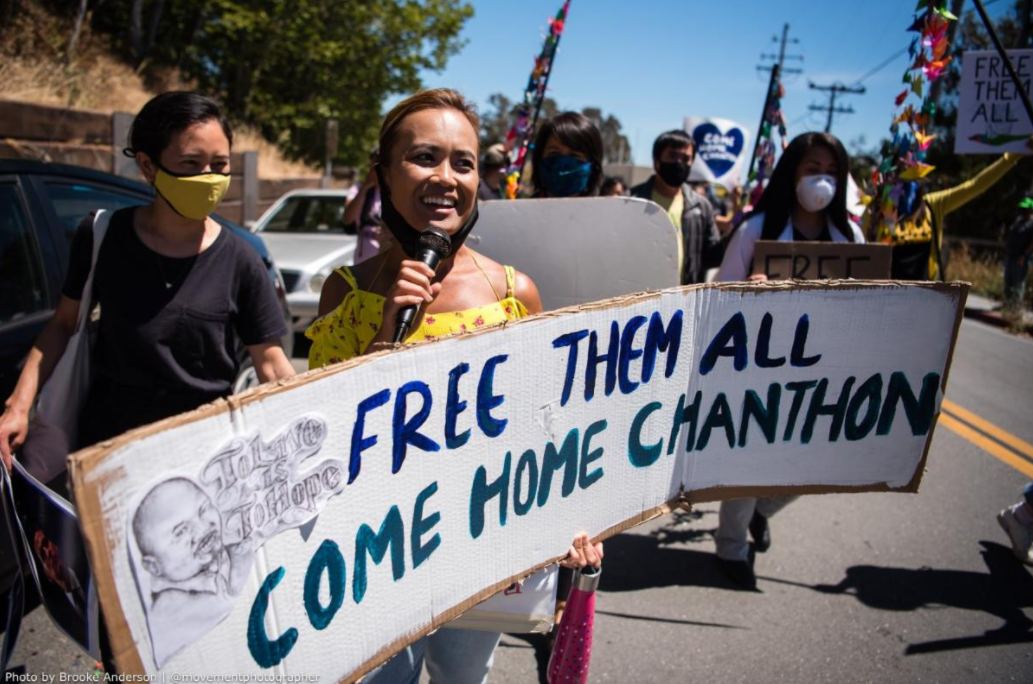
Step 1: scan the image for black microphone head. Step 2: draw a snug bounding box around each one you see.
[418,226,451,260]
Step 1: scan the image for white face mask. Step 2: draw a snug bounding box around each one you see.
[795,174,836,213]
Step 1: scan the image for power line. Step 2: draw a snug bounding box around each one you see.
[808,82,866,132]
[757,23,803,76]
[850,47,908,87]
[788,110,821,128]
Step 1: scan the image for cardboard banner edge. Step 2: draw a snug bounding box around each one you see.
[67,455,146,674]
[65,280,970,475]
[63,279,969,679]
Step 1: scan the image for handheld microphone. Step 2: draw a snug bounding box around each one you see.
[393,226,452,344]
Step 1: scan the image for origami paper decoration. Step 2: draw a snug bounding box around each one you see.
[868,0,956,243]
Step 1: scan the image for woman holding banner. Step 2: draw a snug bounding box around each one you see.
[308,89,542,363]
[0,92,295,475]
[714,131,864,589]
[308,88,602,684]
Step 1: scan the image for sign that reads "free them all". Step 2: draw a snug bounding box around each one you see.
[69,280,966,683]
[956,49,1033,154]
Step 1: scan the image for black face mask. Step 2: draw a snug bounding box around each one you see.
[657,161,690,188]
[374,164,479,258]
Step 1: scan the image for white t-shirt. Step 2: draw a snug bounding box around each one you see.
[716,212,865,282]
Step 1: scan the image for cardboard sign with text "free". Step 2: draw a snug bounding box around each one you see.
[68,280,966,683]
[752,241,892,280]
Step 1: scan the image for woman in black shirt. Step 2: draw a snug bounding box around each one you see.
[0,91,294,470]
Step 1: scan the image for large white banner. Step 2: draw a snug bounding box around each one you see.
[684,117,751,190]
[955,49,1033,154]
[69,281,966,683]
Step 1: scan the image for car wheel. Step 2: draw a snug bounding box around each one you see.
[233,359,261,395]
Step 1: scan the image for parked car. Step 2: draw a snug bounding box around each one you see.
[252,189,357,332]
[0,159,293,626]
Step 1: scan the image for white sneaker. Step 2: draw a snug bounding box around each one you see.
[997,506,1033,566]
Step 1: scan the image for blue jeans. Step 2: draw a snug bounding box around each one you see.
[1023,482,1033,508]
[364,628,501,684]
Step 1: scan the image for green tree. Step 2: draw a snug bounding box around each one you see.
[93,0,473,166]
[479,91,559,150]
[581,106,632,164]
[479,92,632,165]
[848,134,879,188]
[479,92,513,149]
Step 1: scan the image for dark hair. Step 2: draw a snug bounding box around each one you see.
[749,131,854,242]
[652,129,694,163]
[379,89,480,166]
[123,91,233,163]
[600,176,626,195]
[530,112,604,197]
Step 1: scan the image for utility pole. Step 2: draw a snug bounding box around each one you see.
[808,82,865,133]
[757,23,803,77]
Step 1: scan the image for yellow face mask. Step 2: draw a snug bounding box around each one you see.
[154,168,231,220]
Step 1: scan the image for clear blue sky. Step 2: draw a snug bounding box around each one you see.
[410,0,1013,169]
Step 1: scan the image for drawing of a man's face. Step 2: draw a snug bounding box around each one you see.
[134,478,223,582]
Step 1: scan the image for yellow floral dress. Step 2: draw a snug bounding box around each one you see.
[307,259,528,369]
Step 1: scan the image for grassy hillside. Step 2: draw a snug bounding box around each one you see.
[0,2,318,179]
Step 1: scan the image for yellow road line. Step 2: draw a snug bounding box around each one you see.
[939,413,1033,479]
[942,398,1033,462]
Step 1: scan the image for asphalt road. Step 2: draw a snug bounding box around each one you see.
[486,318,1033,684]
[7,319,1033,683]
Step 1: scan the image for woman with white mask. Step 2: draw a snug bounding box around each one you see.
[716,131,864,283]
[712,131,864,589]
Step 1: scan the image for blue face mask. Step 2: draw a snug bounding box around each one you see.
[539,155,592,197]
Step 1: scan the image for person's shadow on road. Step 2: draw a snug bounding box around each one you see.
[597,510,742,593]
[580,518,1033,657]
[809,541,1033,654]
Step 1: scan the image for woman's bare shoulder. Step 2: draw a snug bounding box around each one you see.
[512,269,542,314]
[464,248,508,290]
[317,270,352,317]
[317,256,387,317]
[349,257,386,290]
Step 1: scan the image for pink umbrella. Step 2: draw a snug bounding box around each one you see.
[547,565,601,684]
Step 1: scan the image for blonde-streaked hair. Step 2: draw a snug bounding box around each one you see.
[378,89,480,166]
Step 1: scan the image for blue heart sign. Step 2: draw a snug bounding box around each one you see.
[684,117,751,188]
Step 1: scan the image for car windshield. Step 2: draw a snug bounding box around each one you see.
[262,196,348,233]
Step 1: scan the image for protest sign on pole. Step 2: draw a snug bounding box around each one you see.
[752,241,892,280]
[472,197,681,311]
[69,279,966,683]
[684,117,751,190]
[503,1,572,199]
[955,49,1033,154]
